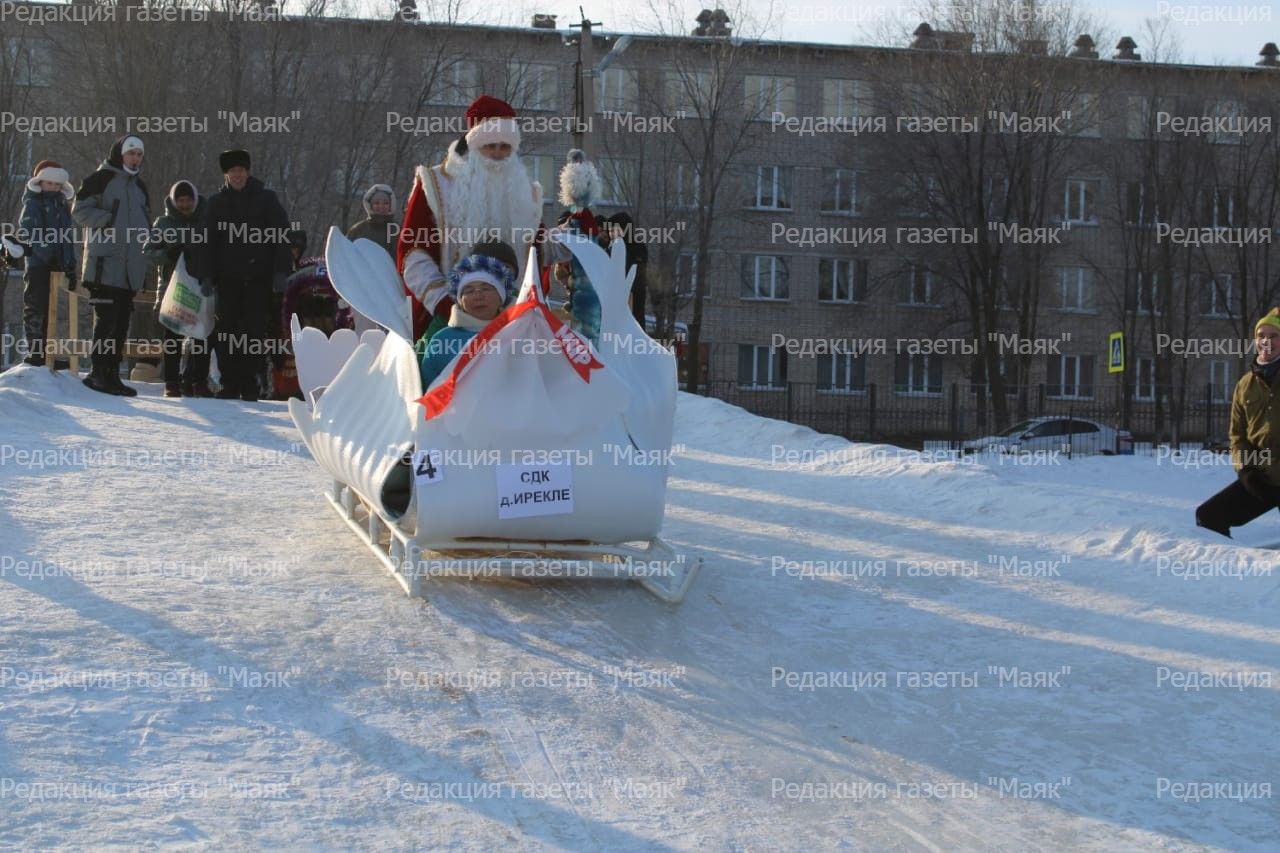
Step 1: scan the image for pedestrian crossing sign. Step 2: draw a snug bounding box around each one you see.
[1108,332,1124,373]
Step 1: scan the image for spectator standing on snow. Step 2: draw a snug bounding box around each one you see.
[143,180,211,398]
[197,148,292,402]
[346,184,398,256]
[17,160,77,367]
[74,135,151,397]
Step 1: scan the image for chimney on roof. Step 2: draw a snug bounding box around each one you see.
[693,9,712,36]
[710,8,731,36]
[1069,34,1098,59]
[1017,38,1048,55]
[1259,43,1280,67]
[1114,36,1141,61]
[532,13,556,29]
[911,22,938,50]
[692,8,730,37]
[397,0,417,22]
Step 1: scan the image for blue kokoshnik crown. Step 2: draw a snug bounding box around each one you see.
[447,252,517,304]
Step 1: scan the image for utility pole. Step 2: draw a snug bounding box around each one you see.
[570,8,600,155]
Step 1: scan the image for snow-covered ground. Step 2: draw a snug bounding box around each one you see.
[0,364,1277,850]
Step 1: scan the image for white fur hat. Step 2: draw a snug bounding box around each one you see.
[26,165,73,200]
[558,149,601,208]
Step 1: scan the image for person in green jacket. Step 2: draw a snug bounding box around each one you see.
[1197,308,1280,537]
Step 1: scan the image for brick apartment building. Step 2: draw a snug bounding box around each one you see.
[3,4,1279,444]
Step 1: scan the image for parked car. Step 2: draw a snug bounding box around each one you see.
[962,417,1131,456]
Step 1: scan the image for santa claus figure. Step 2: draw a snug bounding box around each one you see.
[396,95,545,342]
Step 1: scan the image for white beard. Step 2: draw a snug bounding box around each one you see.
[445,151,542,255]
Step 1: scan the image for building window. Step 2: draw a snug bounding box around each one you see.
[674,252,698,297]
[821,168,861,215]
[1130,270,1160,315]
[1129,95,1173,139]
[1124,181,1158,226]
[525,155,557,204]
[431,59,478,106]
[1047,354,1095,399]
[665,70,711,116]
[597,67,639,113]
[3,130,34,185]
[6,37,52,88]
[822,79,871,119]
[1204,185,1238,229]
[1200,274,1235,318]
[675,164,701,208]
[1135,357,1156,402]
[741,255,790,300]
[1069,93,1101,137]
[747,165,792,210]
[817,353,867,393]
[1058,267,1094,312]
[998,271,1018,310]
[1064,178,1099,224]
[744,74,795,119]
[738,344,786,389]
[902,175,940,218]
[969,355,1018,396]
[1126,95,1155,139]
[1210,98,1242,145]
[901,265,935,305]
[895,353,942,395]
[818,258,867,303]
[596,158,635,205]
[1209,360,1234,403]
[507,61,558,111]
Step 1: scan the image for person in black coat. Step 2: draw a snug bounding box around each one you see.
[599,212,649,329]
[195,149,292,402]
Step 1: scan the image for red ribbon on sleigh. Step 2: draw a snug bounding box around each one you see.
[416,284,604,421]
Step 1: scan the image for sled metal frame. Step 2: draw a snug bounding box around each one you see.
[324,479,700,604]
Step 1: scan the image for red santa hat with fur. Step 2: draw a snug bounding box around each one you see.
[464,95,521,151]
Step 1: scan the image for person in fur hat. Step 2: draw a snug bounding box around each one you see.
[418,240,518,388]
[17,160,77,367]
[396,95,547,342]
[143,180,211,397]
[197,148,293,402]
[346,184,399,256]
[73,135,151,396]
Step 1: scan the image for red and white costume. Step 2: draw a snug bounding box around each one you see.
[396,95,545,341]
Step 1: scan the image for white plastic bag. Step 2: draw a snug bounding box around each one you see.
[158,254,214,339]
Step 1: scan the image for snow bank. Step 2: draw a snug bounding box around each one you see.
[0,367,1276,849]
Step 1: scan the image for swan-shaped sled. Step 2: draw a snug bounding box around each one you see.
[287,227,700,603]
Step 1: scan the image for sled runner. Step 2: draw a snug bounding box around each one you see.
[288,228,700,603]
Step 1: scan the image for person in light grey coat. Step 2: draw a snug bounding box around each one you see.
[72,135,151,396]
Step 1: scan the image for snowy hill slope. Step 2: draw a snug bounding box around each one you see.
[0,364,1277,850]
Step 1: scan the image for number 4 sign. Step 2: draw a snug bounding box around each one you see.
[412,448,444,486]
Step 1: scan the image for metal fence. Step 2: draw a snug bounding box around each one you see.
[698,380,1232,453]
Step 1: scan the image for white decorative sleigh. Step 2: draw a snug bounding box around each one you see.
[287,228,701,603]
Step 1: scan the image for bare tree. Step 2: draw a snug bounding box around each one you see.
[858,0,1108,428]
[607,0,781,392]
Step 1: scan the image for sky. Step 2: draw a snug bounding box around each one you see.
[507,0,1275,68]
